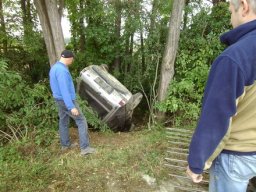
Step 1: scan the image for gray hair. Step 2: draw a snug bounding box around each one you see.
[231,0,256,13]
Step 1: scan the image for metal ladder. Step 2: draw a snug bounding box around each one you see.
[165,128,209,192]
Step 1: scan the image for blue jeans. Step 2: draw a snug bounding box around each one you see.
[209,153,256,192]
[55,100,90,149]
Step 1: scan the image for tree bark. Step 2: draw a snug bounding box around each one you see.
[149,0,158,34]
[58,0,64,18]
[112,0,122,72]
[157,0,185,118]
[0,0,7,54]
[78,0,85,52]
[127,33,134,73]
[183,0,190,30]
[34,0,65,65]
[140,24,145,71]
[124,33,130,74]
[21,0,33,40]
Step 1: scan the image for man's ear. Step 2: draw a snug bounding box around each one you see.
[241,0,250,17]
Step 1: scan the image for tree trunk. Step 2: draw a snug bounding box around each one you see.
[123,33,130,74]
[78,0,85,52]
[34,0,65,65]
[183,0,190,30]
[58,0,64,18]
[157,0,185,118]
[0,0,7,54]
[112,0,122,72]
[140,24,145,71]
[21,0,33,41]
[149,0,158,35]
[127,33,134,73]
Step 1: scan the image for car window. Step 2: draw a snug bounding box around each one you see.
[92,65,129,95]
[94,77,114,94]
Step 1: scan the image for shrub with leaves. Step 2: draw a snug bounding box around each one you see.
[157,3,230,127]
[0,60,108,145]
[77,97,109,132]
[0,60,57,144]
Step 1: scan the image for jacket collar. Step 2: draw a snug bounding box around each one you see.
[57,61,68,68]
[220,19,256,46]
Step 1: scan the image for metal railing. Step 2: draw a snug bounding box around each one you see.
[165,127,256,192]
[165,128,209,192]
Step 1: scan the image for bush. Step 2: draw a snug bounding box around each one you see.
[156,64,209,126]
[0,59,58,144]
[157,3,230,127]
[77,97,109,132]
[0,60,108,145]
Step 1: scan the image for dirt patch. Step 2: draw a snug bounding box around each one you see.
[17,142,37,157]
[69,127,140,148]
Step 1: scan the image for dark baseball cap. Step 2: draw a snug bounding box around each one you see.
[61,50,74,58]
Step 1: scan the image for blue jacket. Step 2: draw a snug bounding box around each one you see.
[49,61,76,110]
[188,20,256,174]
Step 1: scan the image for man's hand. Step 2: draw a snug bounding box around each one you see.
[71,108,79,116]
[186,166,203,183]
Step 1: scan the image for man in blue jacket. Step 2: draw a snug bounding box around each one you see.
[49,50,95,155]
[186,0,256,191]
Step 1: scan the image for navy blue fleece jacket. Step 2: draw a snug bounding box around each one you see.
[188,20,256,174]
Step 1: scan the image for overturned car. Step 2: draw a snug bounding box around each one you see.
[77,65,143,132]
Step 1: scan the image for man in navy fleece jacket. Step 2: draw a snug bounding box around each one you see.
[186,1,256,191]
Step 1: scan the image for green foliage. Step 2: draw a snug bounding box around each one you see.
[65,0,172,97]
[1,0,49,83]
[66,0,116,67]
[0,59,58,144]
[157,2,231,127]
[156,65,209,126]
[77,97,110,132]
[0,60,109,145]
[0,0,233,135]
[5,82,58,134]
[0,60,26,129]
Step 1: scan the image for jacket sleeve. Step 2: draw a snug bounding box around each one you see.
[188,56,245,174]
[56,70,75,110]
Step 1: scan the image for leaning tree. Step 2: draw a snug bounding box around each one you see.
[34,0,65,65]
[157,0,186,119]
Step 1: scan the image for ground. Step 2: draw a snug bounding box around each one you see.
[0,127,174,192]
[1,127,256,192]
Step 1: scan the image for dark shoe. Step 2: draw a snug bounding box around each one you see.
[61,142,78,151]
[80,147,96,155]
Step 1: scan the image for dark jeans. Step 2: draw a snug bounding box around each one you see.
[55,100,89,149]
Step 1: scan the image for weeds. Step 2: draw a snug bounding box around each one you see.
[0,128,169,192]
